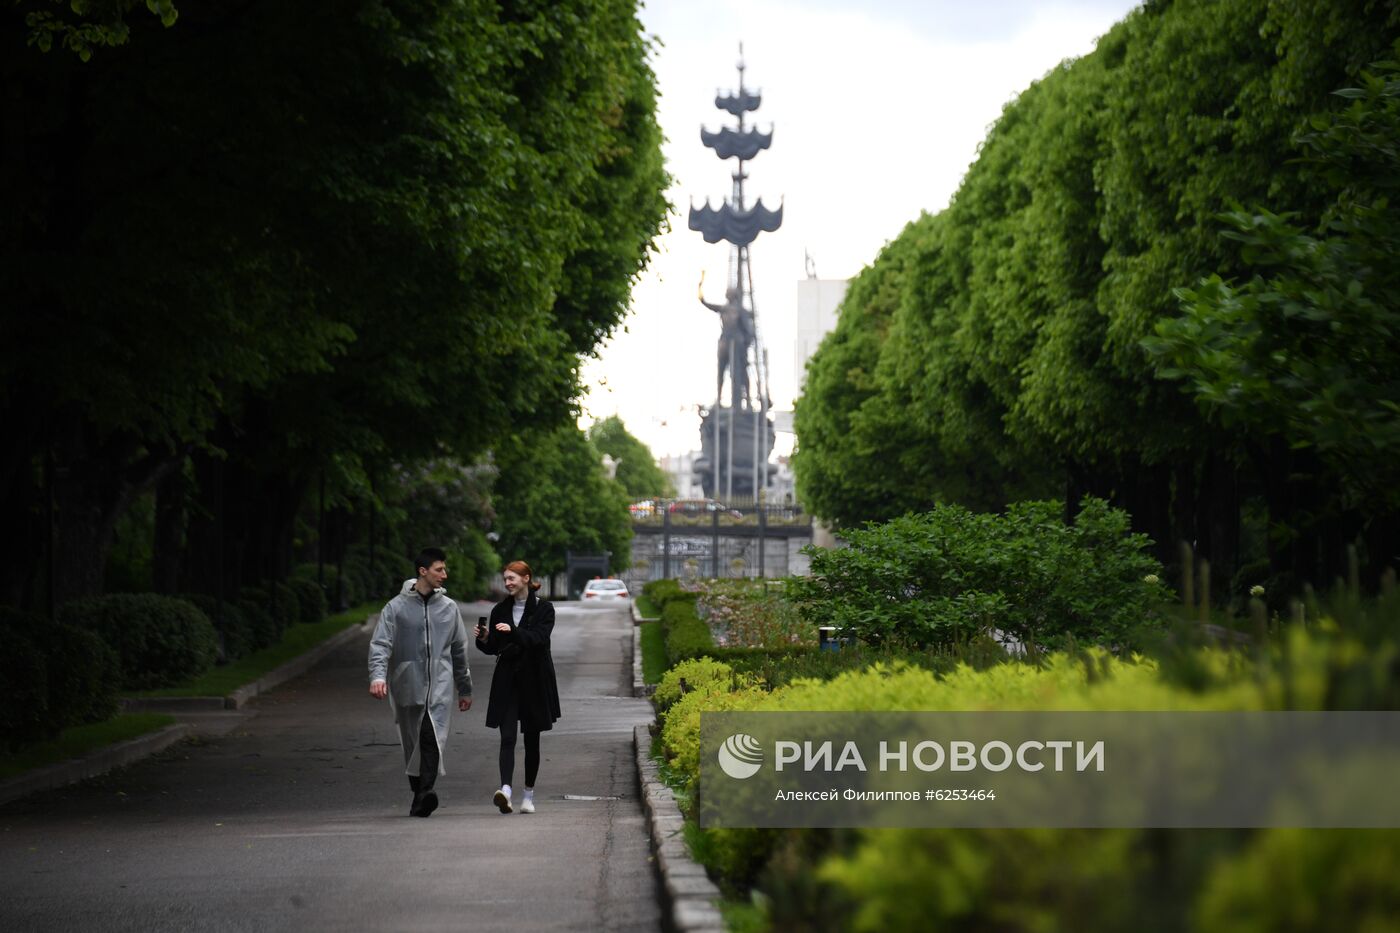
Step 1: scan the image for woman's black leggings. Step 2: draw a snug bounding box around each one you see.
[499,719,541,788]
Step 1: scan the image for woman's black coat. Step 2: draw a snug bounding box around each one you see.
[475,590,562,732]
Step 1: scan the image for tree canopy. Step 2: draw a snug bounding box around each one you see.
[588,415,676,499]
[1,0,667,607]
[491,425,632,577]
[793,2,1400,596]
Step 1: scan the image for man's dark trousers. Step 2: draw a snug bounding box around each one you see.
[407,710,439,794]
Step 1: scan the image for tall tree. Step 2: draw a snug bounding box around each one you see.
[792,0,1400,593]
[588,416,675,499]
[0,0,668,606]
[490,425,632,576]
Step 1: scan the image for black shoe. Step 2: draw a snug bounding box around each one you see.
[416,790,439,818]
[409,792,422,816]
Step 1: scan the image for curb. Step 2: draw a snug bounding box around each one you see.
[121,615,375,713]
[632,602,656,699]
[0,723,192,807]
[635,723,724,933]
[633,625,655,699]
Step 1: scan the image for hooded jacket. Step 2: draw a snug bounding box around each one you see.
[368,579,472,776]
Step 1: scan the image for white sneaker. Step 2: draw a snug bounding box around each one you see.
[520,792,535,814]
[493,787,513,814]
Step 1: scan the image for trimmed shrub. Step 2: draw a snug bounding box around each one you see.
[235,597,279,652]
[239,581,298,644]
[654,657,736,716]
[662,597,715,666]
[339,555,372,607]
[272,581,303,629]
[661,614,1400,930]
[1195,828,1400,932]
[59,594,218,690]
[644,578,695,612]
[712,644,963,689]
[41,624,122,728]
[0,615,50,750]
[659,677,766,794]
[177,594,252,661]
[791,497,1169,650]
[291,562,358,614]
[285,577,327,624]
[1,607,122,735]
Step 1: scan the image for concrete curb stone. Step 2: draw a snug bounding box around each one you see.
[0,723,191,806]
[631,599,656,698]
[633,624,655,698]
[9,614,376,807]
[634,722,725,933]
[121,614,376,713]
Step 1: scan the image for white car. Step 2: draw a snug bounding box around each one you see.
[582,579,631,602]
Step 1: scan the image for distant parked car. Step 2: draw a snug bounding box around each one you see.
[667,498,743,519]
[629,499,657,518]
[582,578,631,602]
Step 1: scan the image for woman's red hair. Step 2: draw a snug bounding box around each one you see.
[504,560,542,591]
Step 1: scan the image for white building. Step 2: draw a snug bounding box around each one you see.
[774,275,849,456]
[659,451,705,499]
[794,277,849,390]
[789,274,848,546]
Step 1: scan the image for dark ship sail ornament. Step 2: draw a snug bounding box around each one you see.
[689,46,781,502]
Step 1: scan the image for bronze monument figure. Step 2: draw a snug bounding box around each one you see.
[686,46,781,500]
[697,273,755,409]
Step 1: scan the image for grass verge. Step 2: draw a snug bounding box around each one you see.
[0,713,176,781]
[635,594,661,620]
[131,602,379,698]
[640,620,668,684]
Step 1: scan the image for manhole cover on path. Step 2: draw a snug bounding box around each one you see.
[558,794,623,801]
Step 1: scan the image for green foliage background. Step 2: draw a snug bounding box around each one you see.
[491,424,633,577]
[793,1,1400,597]
[1,0,668,609]
[589,415,677,499]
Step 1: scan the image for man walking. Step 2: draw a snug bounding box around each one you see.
[368,547,473,817]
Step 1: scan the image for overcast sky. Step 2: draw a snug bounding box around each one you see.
[578,0,1142,458]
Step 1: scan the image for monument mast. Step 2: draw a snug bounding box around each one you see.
[690,46,782,501]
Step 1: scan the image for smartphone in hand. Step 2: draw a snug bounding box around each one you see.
[476,616,488,639]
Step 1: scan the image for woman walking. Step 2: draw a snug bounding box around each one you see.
[476,560,561,814]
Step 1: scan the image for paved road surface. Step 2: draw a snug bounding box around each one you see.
[0,601,662,932]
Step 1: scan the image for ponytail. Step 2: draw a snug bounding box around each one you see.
[504,559,541,592]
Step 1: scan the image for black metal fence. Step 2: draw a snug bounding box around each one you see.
[624,498,814,587]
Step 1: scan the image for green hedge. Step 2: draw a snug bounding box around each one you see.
[792,498,1168,650]
[1,606,123,750]
[643,579,715,666]
[654,657,738,717]
[58,594,217,690]
[176,594,253,661]
[284,577,328,624]
[1,620,50,751]
[291,562,340,611]
[643,578,695,612]
[711,644,965,689]
[662,597,714,666]
[660,617,1400,930]
[36,623,121,730]
[242,581,299,633]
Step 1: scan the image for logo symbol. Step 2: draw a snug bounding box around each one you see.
[717,733,764,779]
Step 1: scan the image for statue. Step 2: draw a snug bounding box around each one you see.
[686,48,781,499]
[698,271,755,409]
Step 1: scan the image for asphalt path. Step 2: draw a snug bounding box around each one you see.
[0,599,662,932]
